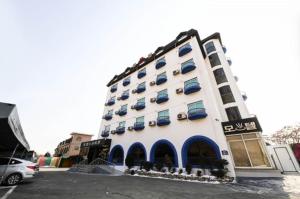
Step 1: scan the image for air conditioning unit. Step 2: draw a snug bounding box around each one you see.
[177,112,187,120]
[149,121,156,126]
[150,97,156,103]
[131,105,136,109]
[150,81,156,86]
[173,69,180,76]
[117,97,121,100]
[132,89,137,94]
[176,88,183,94]
[128,126,133,131]
[111,130,116,134]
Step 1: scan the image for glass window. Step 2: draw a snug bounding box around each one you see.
[121,104,127,110]
[219,85,235,104]
[158,109,169,117]
[108,109,113,115]
[225,106,241,121]
[229,140,251,167]
[181,58,195,67]
[157,72,166,78]
[184,77,198,87]
[213,68,228,85]
[119,121,126,127]
[179,43,191,51]
[112,84,117,89]
[140,68,146,73]
[123,90,129,95]
[124,77,130,81]
[209,53,221,67]
[137,97,145,103]
[104,125,110,131]
[136,116,144,123]
[188,101,204,111]
[110,96,115,100]
[158,89,168,96]
[205,41,216,54]
[138,82,146,88]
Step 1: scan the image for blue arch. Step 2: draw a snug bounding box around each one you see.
[108,145,124,165]
[181,135,221,168]
[150,139,179,167]
[127,142,147,160]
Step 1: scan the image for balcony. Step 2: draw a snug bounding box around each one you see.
[156,93,169,104]
[106,98,115,106]
[133,122,145,131]
[156,75,167,85]
[110,86,117,93]
[188,108,207,120]
[155,59,166,69]
[136,85,146,93]
[181,61,196,74]
[117,109,127,116]
[123,79,130,86]
[101,130,110,138]
[157,116,171,126]
[121,93,129,100]
[134,102,145,110]
[179,44,192,57]
[115,126,125,135]
[103,113,113,121]
[138,70,146,79]
[184,82,201,95]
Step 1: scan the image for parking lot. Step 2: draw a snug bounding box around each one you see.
[1,169,299,199]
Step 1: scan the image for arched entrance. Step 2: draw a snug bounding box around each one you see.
[181,135,221,168]
[150,140,178,167]
[127,142,146,166]
[108,145,124,165]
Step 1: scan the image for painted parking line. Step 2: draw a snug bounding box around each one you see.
[1,186,16,199]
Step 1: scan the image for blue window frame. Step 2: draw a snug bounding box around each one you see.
[205,41,216,54]
[116,121,126,135]
[121,90,130,100]
[155,57,166,69]
[156,72,167,85]
[123,77,131,86]
[101,125,110,137]
[184,77,201,95]
[135,97,145,110]
[179,43,192,57]
[136,82,146,93]
[157,109,170,126]
[106,96,115,106]
[111,84,118,92]
[187,101,207,120]
[138,68,146,79]
[156,89,169,104]
[181,59,196,74]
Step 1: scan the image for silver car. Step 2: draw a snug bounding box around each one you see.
[0,157,39,186]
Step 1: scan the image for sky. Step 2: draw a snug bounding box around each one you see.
[0,0,299,154]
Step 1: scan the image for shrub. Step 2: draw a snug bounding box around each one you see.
[197,170,202,177]
[214,159,229,169]
[139,161,145,170]
[210,168,228,178]
[178,168,183,174]
[155,162,164,172]
[125,154,135,169]
[170,167,176,173]
[142,161,153,172]
[130,170,135,175]
[185,163,192,174]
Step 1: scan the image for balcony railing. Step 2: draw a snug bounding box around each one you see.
[110,86,117,93]
[103,113,113,120]
[156,93,169,104]
[134,102,145,110]
[156,75,167,85]
[115,126,125,135]
[117,109,127,116]
[179,44,192,57]
[121,93,129,100]
[123,79,130,86]
[138,70,146,79]
[155,59,166,69]
[157,116,170,126]
[101,130,110,138]
[188,108,207,120]
[184,82,201,95]
[106,98,115,106]
[136,85,146,93]
[133,122,145,131]
[181,61,196,74]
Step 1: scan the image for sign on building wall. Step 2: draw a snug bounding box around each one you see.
[221,117,262,135]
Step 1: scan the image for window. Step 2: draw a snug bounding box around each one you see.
[121,104,127,111]
[181,59,196,74]
[138,82,146,88]
[158,89,168,97]
[188,101,204,111]
[213,68,228,85]
[104,125,110,131]
[227,133,271,168]
[157,72,166,78]
[119,121,126,127]
[123,90,129,95]
[205,41,216,54]
[225,107,241,121]
[179,43,192,57]
[123,77,130,86]
[158,109,169,118]
[219,85,235,104]
[108,109,113,115]
[156,57,166,69]
[184,77,198,87]
[138,68,146,78]
[137,97,145,103]
[111,84,118,92]
[136,116,144,123]
[110,96,115,100]
[156,72,167,85]
[208,53,221,67]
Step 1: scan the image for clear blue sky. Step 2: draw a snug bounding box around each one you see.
[0,0,299,154]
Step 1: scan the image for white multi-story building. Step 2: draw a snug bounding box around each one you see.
[98,29,280,178]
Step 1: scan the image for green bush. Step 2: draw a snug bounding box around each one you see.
[155,162,164,171]
[197,170,202,177]
[178,168,183,174]
[185,163,192,174]
[142,161,153,171]
[125,154,135,169]
[210,169,228,178]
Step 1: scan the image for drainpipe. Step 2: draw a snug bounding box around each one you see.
[0,144,19,184]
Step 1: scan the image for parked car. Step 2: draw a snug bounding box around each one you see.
[0,157,39,185]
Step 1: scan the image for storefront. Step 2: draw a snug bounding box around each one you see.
[80,139,111,163]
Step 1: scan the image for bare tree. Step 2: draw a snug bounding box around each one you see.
[270,123,300,144]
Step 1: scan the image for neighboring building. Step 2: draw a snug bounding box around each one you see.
[97,29,280,178]
[0,102,30,157]
[54,132,93,167]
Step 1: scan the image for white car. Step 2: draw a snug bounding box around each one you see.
[0,157,39,186]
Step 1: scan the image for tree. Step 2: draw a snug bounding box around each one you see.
[44,152,51,157]
[270,123,300,144]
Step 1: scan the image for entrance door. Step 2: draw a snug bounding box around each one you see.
[274,147,297,172]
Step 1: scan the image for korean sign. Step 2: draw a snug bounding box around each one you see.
[221,117,262,135]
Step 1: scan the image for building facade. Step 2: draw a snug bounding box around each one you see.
[98,29,279,178]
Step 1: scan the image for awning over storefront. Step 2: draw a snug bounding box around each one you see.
[0,102,30,152]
